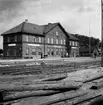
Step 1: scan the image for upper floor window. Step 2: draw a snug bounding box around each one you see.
[7,36,10,43]
[51,38,53,44]
[76,42,78,46]
[56,39,58,44]
[64,39,66,45]
[48,38,50,43]
[61,39,63,45]
[69,41,72,45]
[72,41,75,46]
[56,31,58,36]
[15,36,17,42]
[26,35,29,42]
[33,36,36,42]
[38,37,41,43]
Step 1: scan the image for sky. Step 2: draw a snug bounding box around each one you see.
[0,0,101,49]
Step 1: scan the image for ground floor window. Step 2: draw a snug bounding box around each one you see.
[26,48,29,55]
[51,48,54,56]
[38,48,41,55]
[47,48,50,55]
[7,49,9,56]
[56,48,59,55]
[32,48,36,55]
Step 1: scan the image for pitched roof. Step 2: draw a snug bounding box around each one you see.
[1,22,45,36]
[66,33,79,41]
[1,21,68,37]
[43,23,58,34]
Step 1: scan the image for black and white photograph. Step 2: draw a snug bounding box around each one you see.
[0,0,102,105]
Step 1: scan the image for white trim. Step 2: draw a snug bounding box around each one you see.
[8,44,16,46]
[71,47,78,49]
[28,44,41,46]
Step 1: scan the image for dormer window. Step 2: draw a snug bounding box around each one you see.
[56,31,58,36]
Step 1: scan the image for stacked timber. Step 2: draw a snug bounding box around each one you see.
[1,67,103,105]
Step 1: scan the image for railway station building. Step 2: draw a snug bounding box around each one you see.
[1,20,79,59]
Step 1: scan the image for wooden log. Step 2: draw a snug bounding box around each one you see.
[0,90,60,104]
[42,74,67,81]
[83,73,103,83]
[39,90,88,105]
[40,88,103,105]
[88,95,103,105]
[0,82,82,92]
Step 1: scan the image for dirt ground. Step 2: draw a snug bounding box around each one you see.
[0,57,102,105]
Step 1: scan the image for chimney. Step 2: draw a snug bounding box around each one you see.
[25,19,28,23]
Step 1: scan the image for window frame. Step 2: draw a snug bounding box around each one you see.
[56,39,58,44]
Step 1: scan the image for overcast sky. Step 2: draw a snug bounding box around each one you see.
[0,0,101,48]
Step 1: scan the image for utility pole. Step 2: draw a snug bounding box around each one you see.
[89,19,91,57]
[101,0,103,66]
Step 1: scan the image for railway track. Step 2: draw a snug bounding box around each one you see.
[0,60,101,75]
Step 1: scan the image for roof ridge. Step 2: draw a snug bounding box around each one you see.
[43,22,59,34]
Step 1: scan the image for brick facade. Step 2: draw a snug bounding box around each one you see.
[2,21,79,59]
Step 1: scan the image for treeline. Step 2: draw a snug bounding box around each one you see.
[74,34,100,47]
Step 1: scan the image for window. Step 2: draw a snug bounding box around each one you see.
[38,48,41,55]
[7,49,9,56]
[61,49,63,56]
[69,41,72,45]
[26,48,29,55]
[32,48,36,55]
[38,37,41,43]
[61,39,63,44]
[56,48,59,55]
[33,36,36,42]
[76,42,78,46]
[26,35,29,42]
[15,36,17,42]
[7,36,10,43]
[56,39,58,44]
[51,38,53,44]
[72,41,75,46]
[64,39,66,45]
[56,31,58,36]
[48,38,50,43]
[47,48,50,55]
[14,49,16,56]
[51,48,54,55]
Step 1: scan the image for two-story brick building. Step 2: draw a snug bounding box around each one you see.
[1,20,72,59]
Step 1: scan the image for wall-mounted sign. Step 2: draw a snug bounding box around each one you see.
[8,44,16,46]
[28,44,41,46]
[71,47,77,49]
[47,45,64,48]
